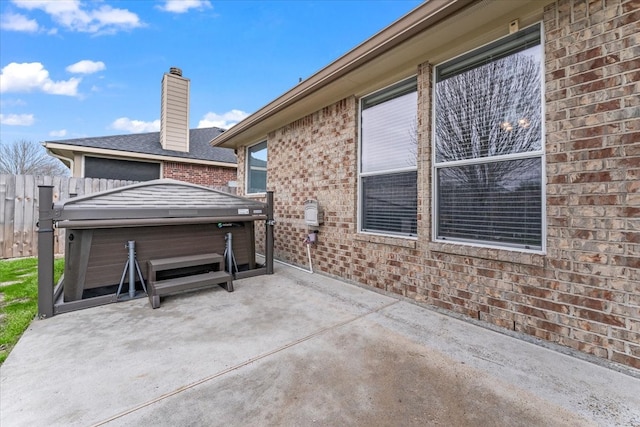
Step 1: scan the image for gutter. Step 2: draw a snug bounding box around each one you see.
[211,0,474,148]
[44,142,237,168]
[43,142,75,172]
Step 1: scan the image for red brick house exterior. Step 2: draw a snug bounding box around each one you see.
[163,161,237,188]
[214,0,639,369]
[44,127,237,189]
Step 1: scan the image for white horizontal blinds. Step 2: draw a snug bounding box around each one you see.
[434,25,543,250]
[360,77,418,235]
[362,79,417,172]
[362,171,417,234]
[437,158,542,248]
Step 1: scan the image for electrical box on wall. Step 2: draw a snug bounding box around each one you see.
[304,200,324,227]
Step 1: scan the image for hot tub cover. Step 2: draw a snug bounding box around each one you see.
[53,179,267,222]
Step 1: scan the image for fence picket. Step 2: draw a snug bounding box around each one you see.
[22,175,36,257]
[12,176,25,258]
[0,175,15,258]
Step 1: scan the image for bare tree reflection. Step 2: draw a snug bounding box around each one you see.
[435,51,542,247]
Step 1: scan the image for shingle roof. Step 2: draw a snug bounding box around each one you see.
[45,127,236,164]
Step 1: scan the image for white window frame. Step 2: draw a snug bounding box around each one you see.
[358,76,418,238]
[431,23,546,253]
[246,140,267,195]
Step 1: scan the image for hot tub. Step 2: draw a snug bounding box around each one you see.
[37,179,273,315]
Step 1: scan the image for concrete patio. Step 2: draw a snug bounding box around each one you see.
[1,262,639,426]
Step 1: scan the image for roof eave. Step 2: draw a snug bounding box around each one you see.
[211,0,474,149]
[44,142,237,167]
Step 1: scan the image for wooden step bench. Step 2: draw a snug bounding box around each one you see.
[147,253,233,309]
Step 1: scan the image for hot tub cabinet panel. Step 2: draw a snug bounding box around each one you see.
[62,222,256,302]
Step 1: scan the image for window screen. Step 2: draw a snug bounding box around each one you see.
[437,159,542,247]
[362,171,417,235]
[434,24,543,250]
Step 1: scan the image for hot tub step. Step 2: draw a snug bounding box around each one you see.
[148,253,224,273]
[149,271,233,309]
[147,252,231,309]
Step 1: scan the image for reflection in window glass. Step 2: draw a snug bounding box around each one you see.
[247,141,267,194]
[434,25,543,250]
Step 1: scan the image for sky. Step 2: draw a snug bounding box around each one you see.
[0,0,423,146]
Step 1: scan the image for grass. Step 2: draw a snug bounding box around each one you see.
[0,257,64,365]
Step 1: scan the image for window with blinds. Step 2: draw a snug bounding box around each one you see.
[433,24,544,250]
[360,77,417,236]
[247,140,267,194]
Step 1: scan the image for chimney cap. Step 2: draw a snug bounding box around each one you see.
[169,67,182,77]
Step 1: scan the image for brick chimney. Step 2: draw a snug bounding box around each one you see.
[160,67,190,152]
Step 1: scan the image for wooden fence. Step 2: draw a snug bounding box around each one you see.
[0,175,136,259]
[1,175,237,259]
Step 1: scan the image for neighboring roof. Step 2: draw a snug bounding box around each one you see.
[53,179,266,222]
[211,0,547,149]
[46,127,236,164]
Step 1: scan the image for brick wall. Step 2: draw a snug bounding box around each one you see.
[542,0,639,367]
[268,99,358,270]
[163,161,237,189]
[243,0,639,369]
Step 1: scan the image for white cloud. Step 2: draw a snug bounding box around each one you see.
[158,0,212,14]
[198,110,249,130]
[111,117,160,133]
[0,113,35,126]
[49,129,67,137]
[0,98,27,107]
[0,62,80,96]
[66,60,106,74]
[13,1,79,13]
[12,0,143,34]
[0,12,39,32]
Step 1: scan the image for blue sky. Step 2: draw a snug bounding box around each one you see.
[0,0,422,146]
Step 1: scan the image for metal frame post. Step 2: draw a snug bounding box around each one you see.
[266,191,274,274]
[127,241,136,299]
[37,185,55,318]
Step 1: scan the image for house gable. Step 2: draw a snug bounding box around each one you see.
[44,127,237,186]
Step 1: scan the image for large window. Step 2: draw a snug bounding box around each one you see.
[433,24,544,250]
[247,141,267,194]
[360,78,417,236]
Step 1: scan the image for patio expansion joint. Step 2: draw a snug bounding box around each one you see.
[90,299,400,427]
